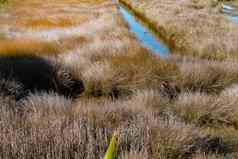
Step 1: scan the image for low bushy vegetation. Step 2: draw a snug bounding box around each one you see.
[169,55,238,94]
[3,88,238,159]
[0,0,238,158]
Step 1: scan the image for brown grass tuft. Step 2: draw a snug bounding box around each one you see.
[0,38,59,55]
[25,17,75,28]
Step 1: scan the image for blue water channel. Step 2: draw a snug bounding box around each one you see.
[227,16,238,22]
[223,4,238,23]
[118,5,169,57]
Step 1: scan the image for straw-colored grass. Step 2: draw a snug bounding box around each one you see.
[0,0,238,158]
[25,17,75,28]
[2,89,237,158]
[169,55,238,93]
[120,0,238,60]
[0,0,118,56]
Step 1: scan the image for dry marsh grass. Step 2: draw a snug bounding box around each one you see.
[169,55,238,93]
[0,38,60,56]
[0,0,112,56]
[120,0,238,59]
[174,91,238,128]
[25,17,76,28]
[1,0,238,158]
[2,89,238,158]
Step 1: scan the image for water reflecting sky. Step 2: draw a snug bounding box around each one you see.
[118,5,169,57]
[223,4,238,23]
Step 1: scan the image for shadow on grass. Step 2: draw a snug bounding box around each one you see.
[0,55,84,100]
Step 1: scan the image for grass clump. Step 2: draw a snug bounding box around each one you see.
[173,90,238,128]
[169,55,238,94]
[81,52,180,99]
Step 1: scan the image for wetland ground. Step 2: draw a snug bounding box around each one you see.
[1,0,238,159]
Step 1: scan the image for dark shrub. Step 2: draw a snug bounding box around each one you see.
[0,55,84,100]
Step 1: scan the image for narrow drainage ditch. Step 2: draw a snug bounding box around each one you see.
[222,4,238,23]
[117,4,170,57]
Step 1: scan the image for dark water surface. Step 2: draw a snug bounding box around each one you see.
[118,5,169,57]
